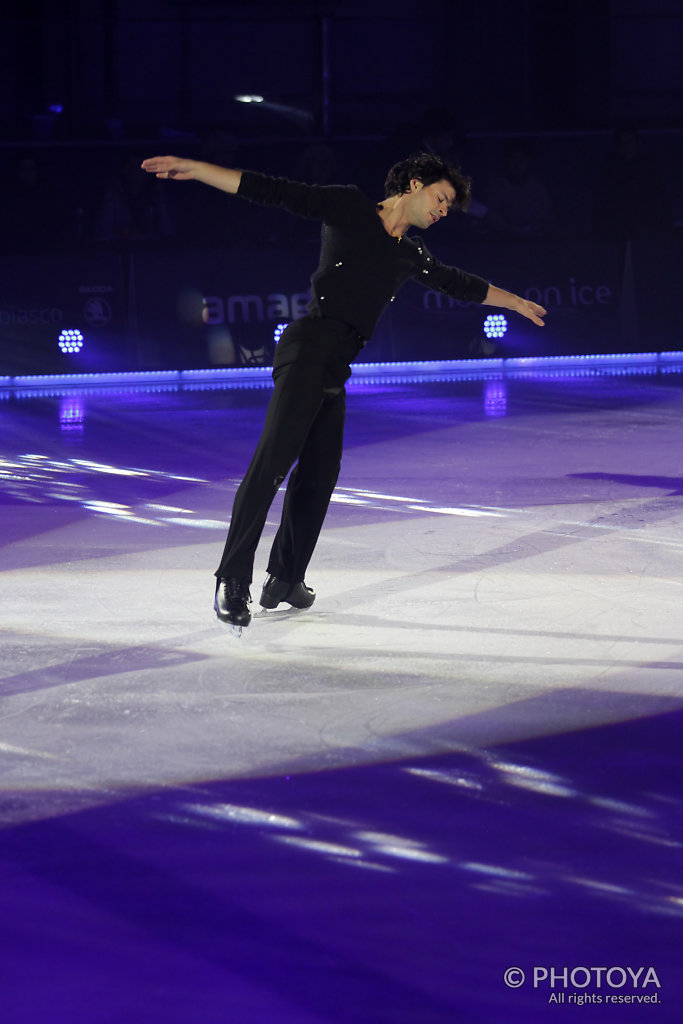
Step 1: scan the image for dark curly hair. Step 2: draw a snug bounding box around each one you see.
[384,152,472,211]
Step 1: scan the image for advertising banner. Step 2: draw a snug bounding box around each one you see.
[0,251,127,375]
[4,237,670,375]
[131,239,625,370]
[130,245,318,370]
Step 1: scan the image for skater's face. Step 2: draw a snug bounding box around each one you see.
[407,177,456,229]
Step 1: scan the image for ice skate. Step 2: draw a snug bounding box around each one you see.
[214,578,252,636]
[260,574,316,611]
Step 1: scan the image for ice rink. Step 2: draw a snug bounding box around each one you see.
[1,355,682,1022]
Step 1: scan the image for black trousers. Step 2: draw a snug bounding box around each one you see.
[215,316,364,584]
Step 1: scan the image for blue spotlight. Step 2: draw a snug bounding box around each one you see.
[58,329,84,354]
[483,314,508,340]
[273,322,289,344]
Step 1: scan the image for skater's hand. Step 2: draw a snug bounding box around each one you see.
[483,285,547,327]
[141,157,242,194]
[141,155,197,180]
[515,297,547,327]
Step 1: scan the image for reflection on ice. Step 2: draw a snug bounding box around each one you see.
[563,875,634,897]
[1,452,521,533]
[460,861,534,881]
[181,801,303,831]
[273,836,363,858]
[588,795,654,818]
[404,766,484,793]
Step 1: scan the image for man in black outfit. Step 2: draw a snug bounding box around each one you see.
[142,152,547,629]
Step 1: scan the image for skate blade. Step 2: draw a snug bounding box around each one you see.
[215,614,245,637]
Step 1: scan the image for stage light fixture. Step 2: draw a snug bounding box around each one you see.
[234,93,313,129]
[58,329,84,354]
[273,322,289,344]
[483,314,508,339]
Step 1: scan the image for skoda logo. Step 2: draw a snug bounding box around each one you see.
[83,297,112,326]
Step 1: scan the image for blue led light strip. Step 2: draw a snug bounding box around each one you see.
[1,353,681,392]
[9,370,183,388]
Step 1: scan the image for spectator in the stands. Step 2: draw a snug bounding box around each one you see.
[0,150,71,248]
[486,139,555,240]
[592,124,671,242]
[94,151,175,241]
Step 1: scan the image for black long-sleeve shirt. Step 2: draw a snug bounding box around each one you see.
[237,170,490,340]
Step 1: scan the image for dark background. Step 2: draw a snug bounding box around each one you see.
[3,0,681,139]
[1,0,681,373]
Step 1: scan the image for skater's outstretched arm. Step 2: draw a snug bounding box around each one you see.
[483,284,547,327]
[141,156,242,194]
[141,157,348,223]
[410,245,545,324]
